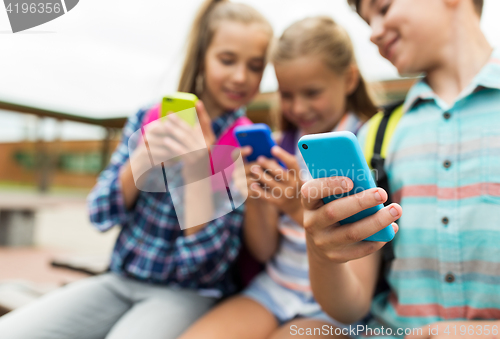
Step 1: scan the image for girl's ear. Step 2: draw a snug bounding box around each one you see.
[345,64,360,96]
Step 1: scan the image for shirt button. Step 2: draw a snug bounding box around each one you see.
[445,273,455,283]
[442,217,449,225]
[443,160,452,169]
[443,112,451,120]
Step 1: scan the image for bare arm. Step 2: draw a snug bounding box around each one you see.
[301,177,402,324]
[240,145,306,262]
[243,194,280,263]
[308,238,382,323]
[235,147,281,262]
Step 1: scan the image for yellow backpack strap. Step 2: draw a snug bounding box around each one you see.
[380,104,404,159]
[364,104,404,171]
[364,111,385,168]
[366,103,404,287]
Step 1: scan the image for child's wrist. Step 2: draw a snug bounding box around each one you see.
[306,232,333,263]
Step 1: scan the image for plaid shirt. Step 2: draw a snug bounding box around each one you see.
[87,107,245,297]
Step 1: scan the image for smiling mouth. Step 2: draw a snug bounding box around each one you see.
[384,37,399,61]
[298,119,317,127]
[224,89,246,100]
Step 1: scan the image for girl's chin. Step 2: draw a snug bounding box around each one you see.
[301,126,323,135]
[298,122,321,134]
[223,103,242,111]
[215,99,243,113]
[218,97,247,111]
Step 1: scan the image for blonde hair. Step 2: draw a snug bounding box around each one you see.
[273,16,378,131]
[178,0,273,95]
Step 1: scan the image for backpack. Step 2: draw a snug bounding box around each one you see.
[363,100,405,295]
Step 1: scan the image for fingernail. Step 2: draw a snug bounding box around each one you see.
[374,190,382,201]
[389,207,399,217]
[392,224,398,233]
[257,156,265,163]
[341,179,348,190]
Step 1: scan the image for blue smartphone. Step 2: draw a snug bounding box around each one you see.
[298,131,395,242]
[234,124,284,167]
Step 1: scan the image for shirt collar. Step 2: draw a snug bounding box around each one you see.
[298,111,361,137]
[403,47,500,114]
[211,107,246,138]
[470,47,500,91]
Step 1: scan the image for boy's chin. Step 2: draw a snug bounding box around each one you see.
[393,62,424,78]
[397,69,424,78]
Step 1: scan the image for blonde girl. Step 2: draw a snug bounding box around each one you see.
[0,1,272,339]
[180,16,377,339]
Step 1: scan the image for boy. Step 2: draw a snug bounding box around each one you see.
[302,0,500,337]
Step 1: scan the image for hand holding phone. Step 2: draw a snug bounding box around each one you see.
[298,131,398,242]
[251,146,305,223]
[142,95,214,179]
[234,124,284,167]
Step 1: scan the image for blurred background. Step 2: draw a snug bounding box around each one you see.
[0,0,499,315]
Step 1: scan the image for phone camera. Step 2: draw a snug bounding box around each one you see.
[302,144,308,150]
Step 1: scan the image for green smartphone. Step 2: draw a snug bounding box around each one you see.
[161,92,199,127]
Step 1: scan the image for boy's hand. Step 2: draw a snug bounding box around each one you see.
[301,177,402,263]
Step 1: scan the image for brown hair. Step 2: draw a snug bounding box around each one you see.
[273,16,377,131]
[177,0,273,95]
[347,0,483,17]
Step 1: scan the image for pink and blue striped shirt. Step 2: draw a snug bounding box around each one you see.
[357,48,500,337]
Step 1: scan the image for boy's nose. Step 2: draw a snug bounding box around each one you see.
[370,16,385,46]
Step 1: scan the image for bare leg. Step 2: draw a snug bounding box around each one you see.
[270,319,349,339]
[179,296,278,339]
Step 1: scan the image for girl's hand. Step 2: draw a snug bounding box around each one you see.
[301,177,402,263]
[195,100,215,149]
[148,100,215,180]
[249,146,304,224]
[234,146,264,200]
